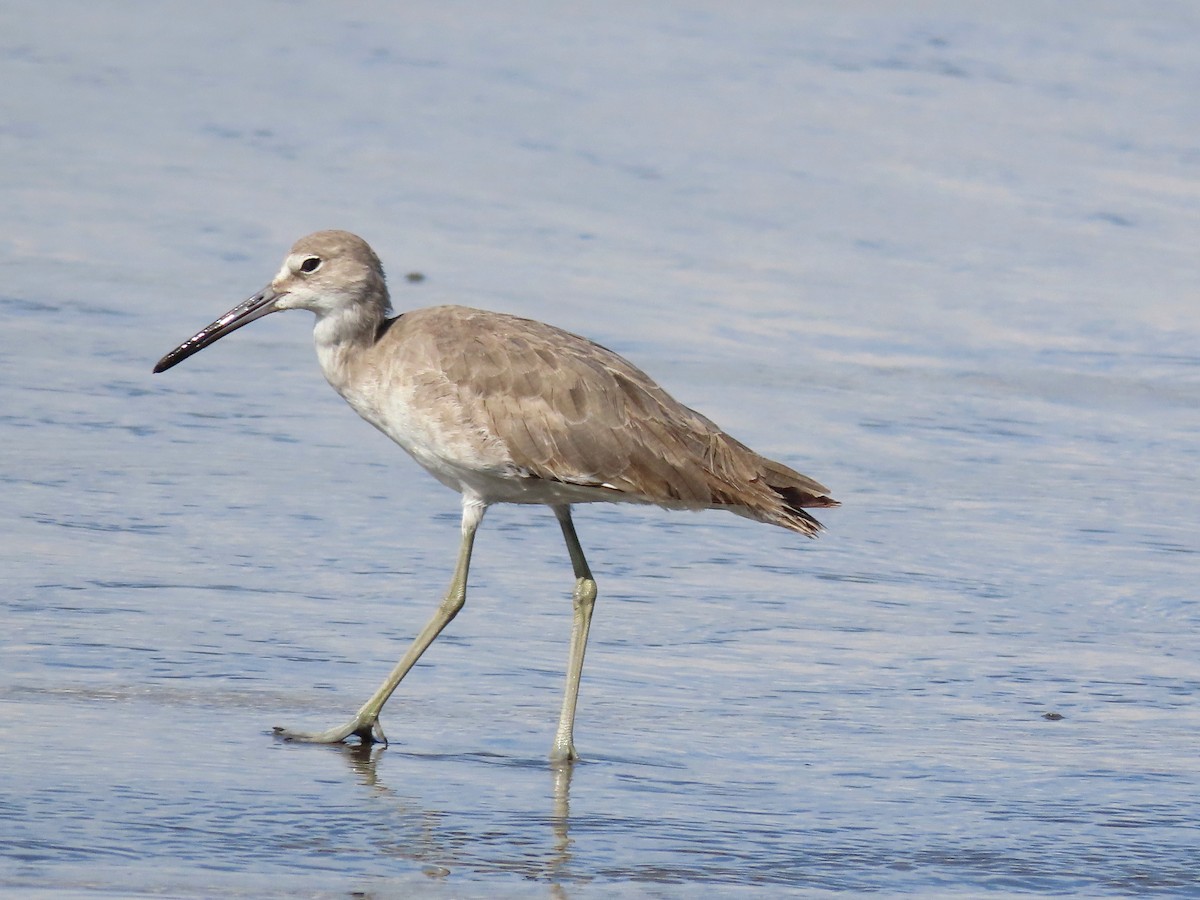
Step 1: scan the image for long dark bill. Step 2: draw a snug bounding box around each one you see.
[153,286,283,373]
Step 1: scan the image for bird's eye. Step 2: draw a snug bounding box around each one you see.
[299,256,322,274]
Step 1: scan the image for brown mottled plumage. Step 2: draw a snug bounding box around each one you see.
[154,230,837,760]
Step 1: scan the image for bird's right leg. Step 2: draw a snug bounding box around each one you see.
[549,504,598,762]
[273,500,486,745]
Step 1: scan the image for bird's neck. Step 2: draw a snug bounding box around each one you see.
[311,299,386,351]
[311,300,388,390]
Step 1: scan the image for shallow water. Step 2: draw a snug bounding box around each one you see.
[2,1,1198,896]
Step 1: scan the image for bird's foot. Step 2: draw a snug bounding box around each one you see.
[548,738,579,764]
[273,715,387,746]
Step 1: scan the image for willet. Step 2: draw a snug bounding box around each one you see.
[154,230,838,760]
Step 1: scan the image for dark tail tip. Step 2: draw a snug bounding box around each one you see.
[773,485,839,537]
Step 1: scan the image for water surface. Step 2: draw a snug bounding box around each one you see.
[2,2,1198,896]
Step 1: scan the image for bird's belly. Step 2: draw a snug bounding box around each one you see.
[332,377,544,503]
[324,351,659,509]
[334,379,645,508]
[438,467,643,507]
[383,421,641,508]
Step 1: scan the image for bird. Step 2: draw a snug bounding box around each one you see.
[153,230,838,761]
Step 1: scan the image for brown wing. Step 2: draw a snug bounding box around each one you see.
[408,306,837,534]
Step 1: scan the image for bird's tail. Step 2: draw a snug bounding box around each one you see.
[700,429,839,536]
[752,458,840,537]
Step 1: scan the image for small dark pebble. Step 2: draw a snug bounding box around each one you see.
[405,272,425,283]
[1042,712,1065,721]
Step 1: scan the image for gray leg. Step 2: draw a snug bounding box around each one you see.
[549,504,598,762]
[274,499,487,745]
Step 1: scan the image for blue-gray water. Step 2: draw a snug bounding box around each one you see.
[2,2,1198,896]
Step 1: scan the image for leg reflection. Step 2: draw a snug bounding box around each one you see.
[550,760,576,891]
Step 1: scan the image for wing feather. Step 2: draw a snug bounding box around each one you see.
[390,306,835,532]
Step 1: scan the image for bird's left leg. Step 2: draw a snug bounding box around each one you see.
[549,504,598,762]
[274,499,486,745]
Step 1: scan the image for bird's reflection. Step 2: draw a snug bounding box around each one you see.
[550,759,575,884]
[327,742,579,891]
[338,739,387,787]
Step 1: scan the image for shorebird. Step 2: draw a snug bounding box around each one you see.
[154,230,838,761]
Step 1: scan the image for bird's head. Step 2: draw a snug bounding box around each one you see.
[153,230,391,374]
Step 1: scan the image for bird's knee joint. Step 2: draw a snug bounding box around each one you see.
[439,590,467,620]
[574,577,597,607]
